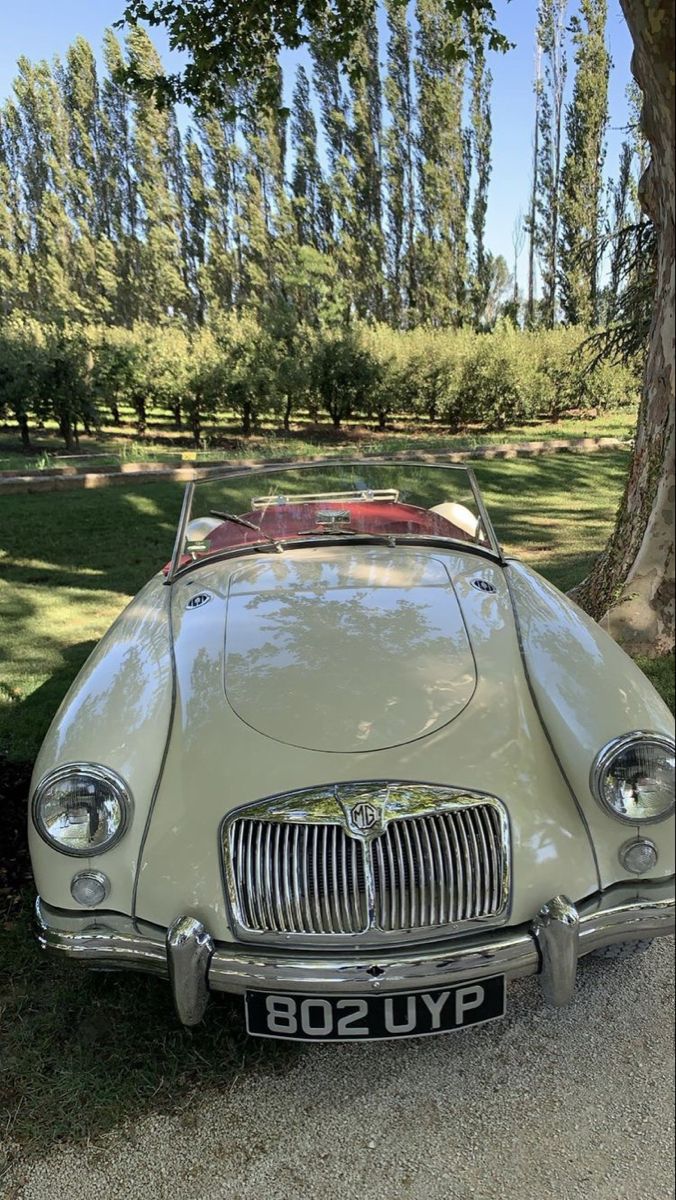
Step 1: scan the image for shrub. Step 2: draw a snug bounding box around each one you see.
[458,321,532,430]
[309,328,381,429]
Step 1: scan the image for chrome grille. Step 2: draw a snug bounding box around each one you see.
[232,819,368,935]
[227,796,507,942]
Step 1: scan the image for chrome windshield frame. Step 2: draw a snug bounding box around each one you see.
[164,459,503,584]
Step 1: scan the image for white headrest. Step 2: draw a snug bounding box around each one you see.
[429,502,480,539]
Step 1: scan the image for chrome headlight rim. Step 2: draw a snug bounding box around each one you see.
[591,731,675,825]
[32,762,133,857]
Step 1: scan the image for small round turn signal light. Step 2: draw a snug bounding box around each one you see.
[619,839,658,876]
[70,870,110,906]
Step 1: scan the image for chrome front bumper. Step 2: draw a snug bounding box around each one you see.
[35,881,675,1027]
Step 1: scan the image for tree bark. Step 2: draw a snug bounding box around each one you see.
[571,0,674,657]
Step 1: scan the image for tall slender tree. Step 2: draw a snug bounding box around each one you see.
[310,33,354,316]
[290,66,327,251]
[101,30,140,324]
[384,0,417,325]
[183,131,208,326]
[469,20,493,326]
[9,57,74,320]
[535,0,568,327]
[511,210,526,310]
[346,15,385,320]
[559,0,609,326]
[526,42,542,327]
[0,107,28,315]
[199,103,241,312]
[61,37,120,321]
[415,0,469,326]
[126,27,185,323]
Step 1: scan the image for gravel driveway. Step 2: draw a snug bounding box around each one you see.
[5,941,674,1200]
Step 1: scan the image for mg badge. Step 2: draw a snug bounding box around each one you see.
[351,801,378,833]
[337,785,388,840]
[186,591,212,610]
[342,795,386,840]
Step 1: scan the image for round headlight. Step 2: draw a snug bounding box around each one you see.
[591,733,675,823]
[32,764,132,856]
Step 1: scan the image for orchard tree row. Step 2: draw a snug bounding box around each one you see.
[0,318,638,449]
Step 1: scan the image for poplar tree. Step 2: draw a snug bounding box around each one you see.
[101,30,140,325]
[60,37,118,321]
[183,132,208,326]
[346,15,385,320]
[290,66,327,251]
[384,0,417,325]
[0,109,28,315]
[526,42,542,328]
[469,23,493,326]
[559,0,609,326]
[239,68,298,315]
[199,105,241,312]
[9,58,74,321]
[310,33,354,315]
[415,0,469,326]
[535,0,568,327]
[126,27,185,323]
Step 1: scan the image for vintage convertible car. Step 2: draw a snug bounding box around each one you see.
[30,461,675,1041]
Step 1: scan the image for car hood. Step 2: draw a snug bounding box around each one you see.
[132,546,601,937]
[222,552,476,752]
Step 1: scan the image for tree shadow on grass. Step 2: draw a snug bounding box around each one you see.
[0,891,300,1178]
[0,643,300,1176]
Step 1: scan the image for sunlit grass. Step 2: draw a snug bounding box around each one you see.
[0,449,634,762]
[0,406,637,474]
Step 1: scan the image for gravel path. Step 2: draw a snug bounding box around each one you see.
[5,940,674,1200]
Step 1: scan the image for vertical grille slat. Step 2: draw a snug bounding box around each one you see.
[374,837,389,930]
[419,818,438,927]
[229,801,506,938]
[310,827,323,933]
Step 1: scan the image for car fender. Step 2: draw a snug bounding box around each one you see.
[505,559,675,886]
[28,575,174,913]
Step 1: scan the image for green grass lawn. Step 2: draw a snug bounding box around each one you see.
[0,449,637,762]
[0,446,673,1178]
[0,405,636,474]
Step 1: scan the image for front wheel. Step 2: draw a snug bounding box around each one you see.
[592,939,653,960]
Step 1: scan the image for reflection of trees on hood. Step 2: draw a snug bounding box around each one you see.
[224,583,471,740]
[182,646,221,753]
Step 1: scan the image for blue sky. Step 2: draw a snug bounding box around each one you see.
[0,1,634,292]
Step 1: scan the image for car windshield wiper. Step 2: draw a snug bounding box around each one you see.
[297,526,398,546]
[209,511,284,553]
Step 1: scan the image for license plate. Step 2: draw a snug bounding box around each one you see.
[245,975,506,1041]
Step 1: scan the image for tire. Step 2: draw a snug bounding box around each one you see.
[592,939,653,960]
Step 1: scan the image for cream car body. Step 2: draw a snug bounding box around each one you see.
[30,462,675,1039]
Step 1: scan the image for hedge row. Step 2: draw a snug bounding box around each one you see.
[0,316,639,449]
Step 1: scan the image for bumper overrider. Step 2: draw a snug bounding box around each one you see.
[35,880,675,1028]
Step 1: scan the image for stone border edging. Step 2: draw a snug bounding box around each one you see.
[0,436,630,495]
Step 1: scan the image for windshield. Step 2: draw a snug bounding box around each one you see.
[166,461,500,580]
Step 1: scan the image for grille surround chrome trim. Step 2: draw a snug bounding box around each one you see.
[221,782,511,947]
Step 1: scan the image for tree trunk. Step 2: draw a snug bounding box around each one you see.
[571,1,674,656]
[17,410,31,449]
[242,400,253,436]
[59,412,75,452]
